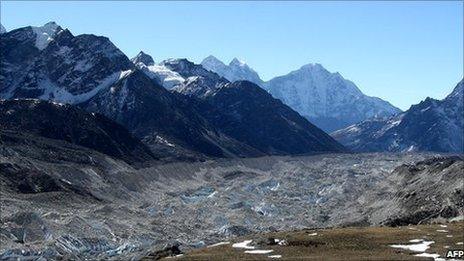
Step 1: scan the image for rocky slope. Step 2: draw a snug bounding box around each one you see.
[1,150,462,260]
[0,22,133,103]
[198,81,346,154]
[0,23,232,159]
[332,80,464,153]
[0,99,156,164]
[201,57,401,132]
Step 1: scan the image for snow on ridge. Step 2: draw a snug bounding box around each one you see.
[390,240,434,252]
[31,22,62,50]
[139,64,185,89]
[39,71,121,104]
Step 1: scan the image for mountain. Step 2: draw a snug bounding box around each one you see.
[163,58,229,97]
[198,81,347,154]
[136,56,346,154]
[0,23,252,159]
[201,55,263,85]
[202,56,401,132]
[2,22,345,158]
[332,80,464,153]
[0,23,6,34]
[130,50,154,66]
[82,68,264,159]
[0,99,156,164]
[0,22,133,103]
[263,64,402,132]
[131,53,185,89]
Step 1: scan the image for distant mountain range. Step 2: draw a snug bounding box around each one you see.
[1,21,461,156]
[200,56,401,132]
[0,22,346,160]
[332,80,463,153]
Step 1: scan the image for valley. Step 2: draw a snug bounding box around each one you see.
[1,151,462,260]
[0,20,462,261]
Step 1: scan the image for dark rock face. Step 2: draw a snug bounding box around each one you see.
[0,99,156,164]
[332,80,464,153]
[199,81,347,154]
[0,23,133,101]
[82,69,250,159]
[164,60,347,155]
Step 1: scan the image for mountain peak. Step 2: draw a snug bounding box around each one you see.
[229,57,247,67]
[202,55,226,67]
[31,21,63,50]
[203,55,221,62]
[0,23,6,34]
[131,51,155,66]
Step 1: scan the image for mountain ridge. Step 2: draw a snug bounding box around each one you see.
[1,22,347,159]
[201,56,402,132]
[331,79,463,153]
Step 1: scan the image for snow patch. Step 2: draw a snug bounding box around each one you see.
[414,253,442,260]
[142,64,185,89]
[155,136,176,147]
[32,22,61,50]
[244,250,274,254]
[268,255,282,259]
[207,241,230,248]
[232,240,254,249]
[38,71,120,104]
[390,240,434,252]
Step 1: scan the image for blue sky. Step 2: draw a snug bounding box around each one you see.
[1,1,462,110]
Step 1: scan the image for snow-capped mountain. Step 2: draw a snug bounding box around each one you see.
[0,21,133,103]
[332,80,463,153]
[1,22,346,158]
[131,52,185,89]
[142,57,346,154]
[198,80,347,154]
[202,56,401,132]
[0,22,248,158]
[263,64,402,132]
[163,58,229,97]
[201,55,263,85]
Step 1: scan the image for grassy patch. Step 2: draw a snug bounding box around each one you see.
[169,222,463,260]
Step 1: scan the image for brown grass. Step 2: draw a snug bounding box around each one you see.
[171,222,463,260]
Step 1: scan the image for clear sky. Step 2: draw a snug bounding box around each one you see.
[1,1,462,110]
